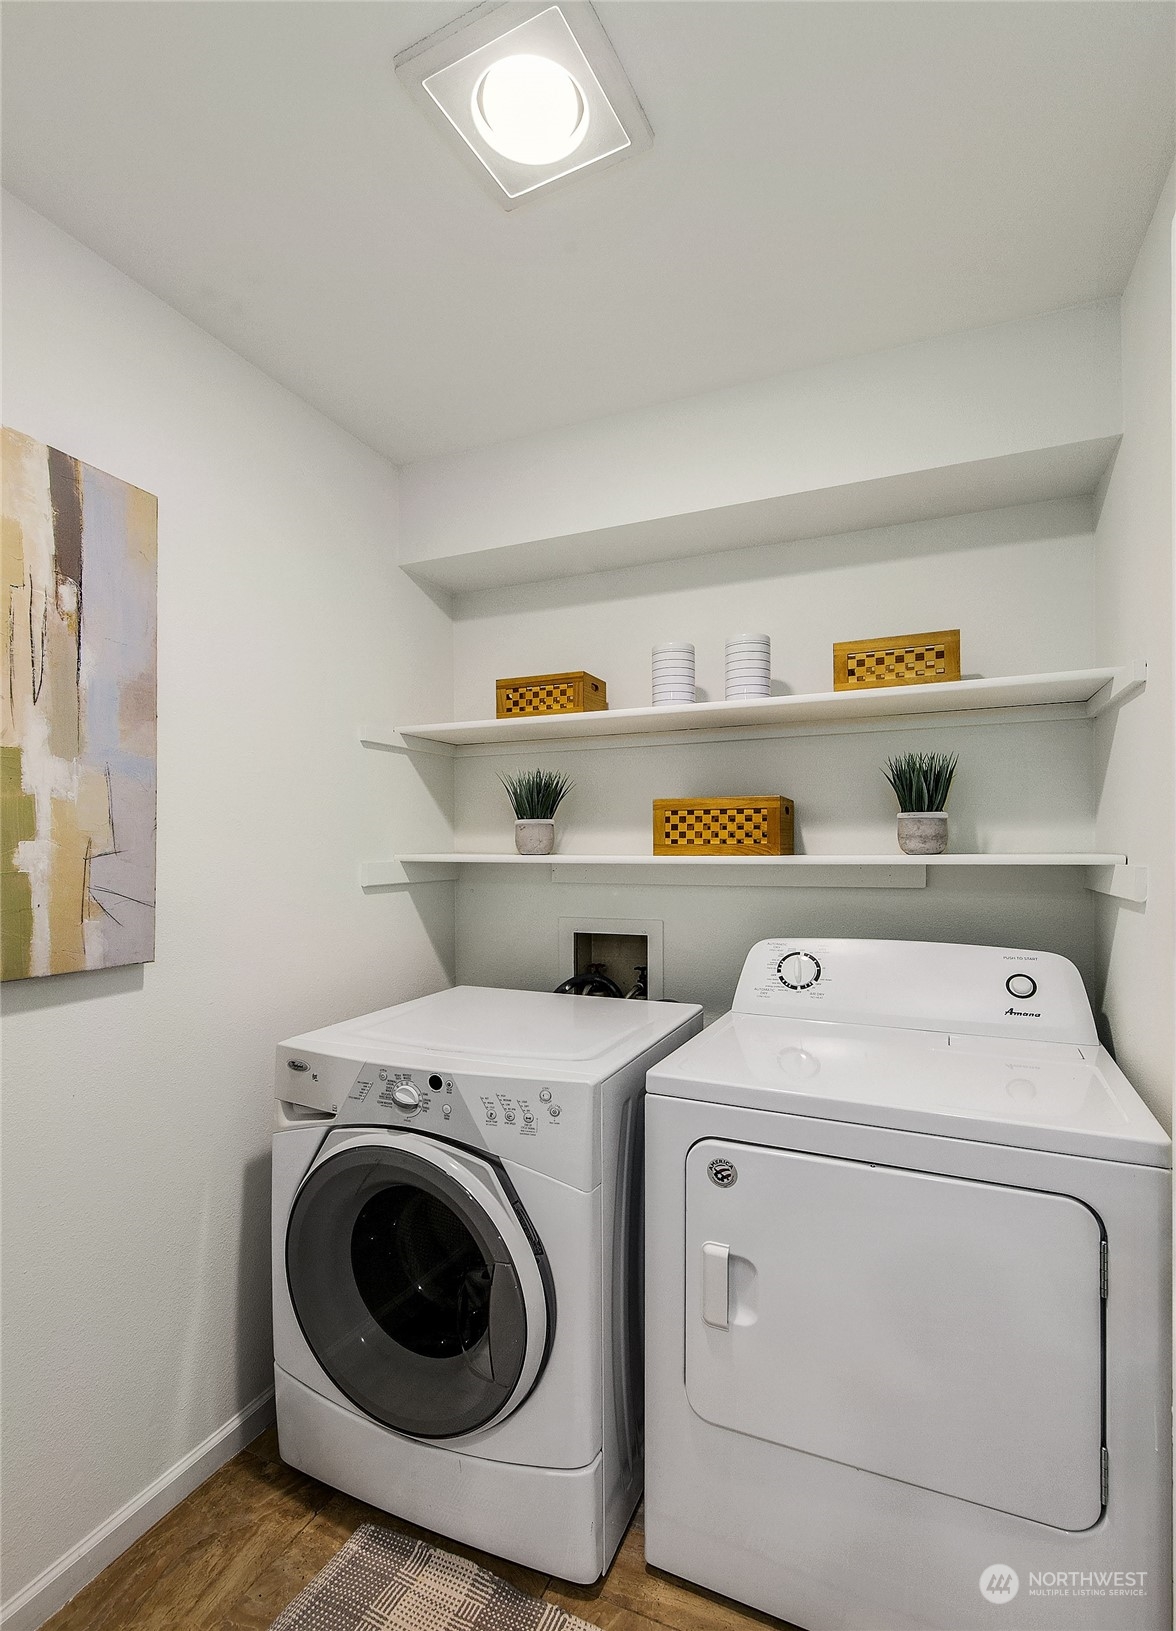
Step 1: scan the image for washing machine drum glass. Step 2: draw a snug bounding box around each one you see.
[286,1143,540,1438]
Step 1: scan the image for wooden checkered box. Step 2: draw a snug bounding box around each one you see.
[833,629,961,691]
[653,796,794,856]
[495,671,608,718]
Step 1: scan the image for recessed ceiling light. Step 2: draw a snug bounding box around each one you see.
[395,3,652,208]
[472,53,589,166]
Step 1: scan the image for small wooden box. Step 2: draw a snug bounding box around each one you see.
[833,629,961,691]
[653,796,795,856]
[495,671,608,718]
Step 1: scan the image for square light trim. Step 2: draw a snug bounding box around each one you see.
[396,3,652,207]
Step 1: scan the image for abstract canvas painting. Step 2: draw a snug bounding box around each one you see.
[2,429,157,979]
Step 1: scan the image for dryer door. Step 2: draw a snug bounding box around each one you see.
[287,1131,551,1439]
[685,1140,1105,1530]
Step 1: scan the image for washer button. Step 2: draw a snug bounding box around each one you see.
[548,1105,561,1119]
[1006,974,1038,1000]
[539,1089,552,1103]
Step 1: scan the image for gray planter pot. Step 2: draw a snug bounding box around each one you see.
[515,819,555,856]
[897,812,949,855]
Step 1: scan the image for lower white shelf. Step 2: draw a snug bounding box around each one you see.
[360,853,1145,899]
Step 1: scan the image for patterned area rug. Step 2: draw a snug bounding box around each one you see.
[269,1523,594,1631]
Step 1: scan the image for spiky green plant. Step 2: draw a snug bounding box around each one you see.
[883,751,957,813]
[500,768,574,821]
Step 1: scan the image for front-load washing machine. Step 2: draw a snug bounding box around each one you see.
[272,984,701,1581]
[645,939,1171,1630]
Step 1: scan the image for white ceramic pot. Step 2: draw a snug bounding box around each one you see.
[652,642,696,706]
[897,812,948,855]
[515,819,555,856]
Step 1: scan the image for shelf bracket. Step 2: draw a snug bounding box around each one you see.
[360,860,459,889]
[1086,864,1148,904]
[1086,661,1147,718]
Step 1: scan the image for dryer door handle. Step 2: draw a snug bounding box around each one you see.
[701,1241,730,1330]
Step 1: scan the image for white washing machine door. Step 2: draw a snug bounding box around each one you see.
[286,1130,552,1439]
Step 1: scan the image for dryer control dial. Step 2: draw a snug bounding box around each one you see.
[390,1081,422,1112]
[777,951,822,990]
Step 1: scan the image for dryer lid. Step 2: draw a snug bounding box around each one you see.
[647,1011,1171,1166]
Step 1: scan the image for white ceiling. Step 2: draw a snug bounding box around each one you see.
[3,1,1173,464]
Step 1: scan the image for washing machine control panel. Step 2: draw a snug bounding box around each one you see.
[330,1062,581,1165]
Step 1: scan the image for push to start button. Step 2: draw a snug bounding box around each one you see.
[1006,974,1038,1001]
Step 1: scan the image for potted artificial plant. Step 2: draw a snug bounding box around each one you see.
[500,769,574,856]
[883,751,957,855]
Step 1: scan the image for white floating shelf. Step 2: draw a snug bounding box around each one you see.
[361,852,1139,897]
[366,664,1144,752]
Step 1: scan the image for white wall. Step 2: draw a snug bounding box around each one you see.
[1093,163,1176,1127]
[453,499,1095,713]
[451,498,1101,1019]
[0,196,455,1627]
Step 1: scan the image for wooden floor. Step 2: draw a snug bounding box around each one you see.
[43,1429,797,1631]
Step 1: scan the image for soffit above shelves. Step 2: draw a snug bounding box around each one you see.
[397,304,1123,594]
[401,438,1119,594]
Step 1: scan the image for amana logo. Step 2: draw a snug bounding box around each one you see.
[1005,1008,1041,1018]
[979,1565,1020,1605]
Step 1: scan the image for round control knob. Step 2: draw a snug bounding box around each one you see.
[777,951,822,990]
[1006,974,1038,1001]
[390,1082,422,1112]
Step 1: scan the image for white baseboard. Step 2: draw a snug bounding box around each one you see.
[1,1388,276,1631]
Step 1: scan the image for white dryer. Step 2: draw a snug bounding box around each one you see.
[272,984,701,1582]
[645,939,1171,1630]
